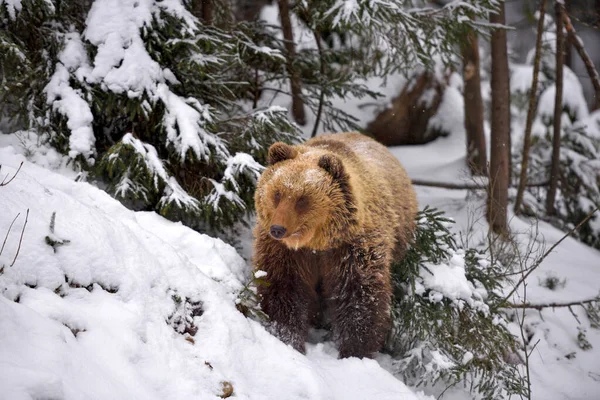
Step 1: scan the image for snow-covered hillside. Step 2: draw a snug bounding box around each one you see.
[4,121,600,399]
[0,140,431,400]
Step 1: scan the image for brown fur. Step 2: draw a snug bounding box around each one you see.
[253,132,418,358]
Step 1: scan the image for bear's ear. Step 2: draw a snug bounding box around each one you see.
[268,142,298,165]
[318,154,345,181]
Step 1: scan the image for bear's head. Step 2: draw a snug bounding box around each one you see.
[254,142,357,250]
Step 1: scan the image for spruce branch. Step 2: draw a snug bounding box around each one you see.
[501,206,600,305]
[388,207,526,399]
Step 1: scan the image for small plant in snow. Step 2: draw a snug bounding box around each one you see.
[577,327,592,351]
[386,207,526,400]
[236,269,269,321]
[44,211,71,253]
[539,273,566,291]
[167,291,204,337]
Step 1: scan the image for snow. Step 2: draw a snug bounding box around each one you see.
[0,145,430,400]
[119,133,200,209]
[222,152,264,192]
[537,67,589,122]
[44,32,95,161]
[254,270,267,279]
[420,251,477,303]
[157,83,227,162]
[3,2,600,397]
[42,0,229,163]
[0,0,22,19]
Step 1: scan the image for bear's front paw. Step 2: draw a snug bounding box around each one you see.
[338,341,373,359]
[270,322,307,354]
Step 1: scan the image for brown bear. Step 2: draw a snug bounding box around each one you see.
[253,132,418,358]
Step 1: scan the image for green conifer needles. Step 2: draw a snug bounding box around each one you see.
[388,207,526,400]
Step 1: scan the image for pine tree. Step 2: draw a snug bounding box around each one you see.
[0,0,298,232]
[1,0,503,233]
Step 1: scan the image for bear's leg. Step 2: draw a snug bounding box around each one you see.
[255,240,316,353]
[326,244,392,359]
[259,276,315,353]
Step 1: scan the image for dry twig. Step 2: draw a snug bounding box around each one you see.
[506,297,599,311]
[501,206,599,304]
[10,209,29,267]
[1,213,20,256]
[563,12,600,110]
[0,162,23,186]
[411,179,548,190]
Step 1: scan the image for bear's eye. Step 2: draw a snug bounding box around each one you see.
[295,196,310,213]
[273,191,281,204]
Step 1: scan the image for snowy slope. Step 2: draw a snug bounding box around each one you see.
[0,142,430,400]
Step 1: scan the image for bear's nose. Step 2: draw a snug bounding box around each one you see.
[270,225,287,239]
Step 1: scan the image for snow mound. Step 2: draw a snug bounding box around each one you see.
[0,145,428,400]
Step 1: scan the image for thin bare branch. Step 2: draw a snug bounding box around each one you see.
[501,206,599,304]
[9,209,29,268]
[411,179,548,190]
[1,213,21,256]
[311,29,325,138]
[514,0,547,215]
[563,12,600,110]
[506,297,598,311]
[0,162,24,186]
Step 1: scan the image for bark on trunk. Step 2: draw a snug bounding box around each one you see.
[564,0,572,68]
[191,0,213,24]
[514,0,547,215]
[202,0,213,24]
[487,3,511,235]
[461,29,488,176]
[278,0,306,125]
[546,1,566,215]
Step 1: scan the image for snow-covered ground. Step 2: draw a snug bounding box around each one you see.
[1,6,600,396]
[0,136,433,400]
[3,112,600,399]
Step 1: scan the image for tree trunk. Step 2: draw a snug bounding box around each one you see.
[277,0,306,125]
[564,0,572,69]
[514,0,547,215]
[546,1,566,215]
[191,0,213,24]
[487,3,511,235]
[461,29,487,176]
